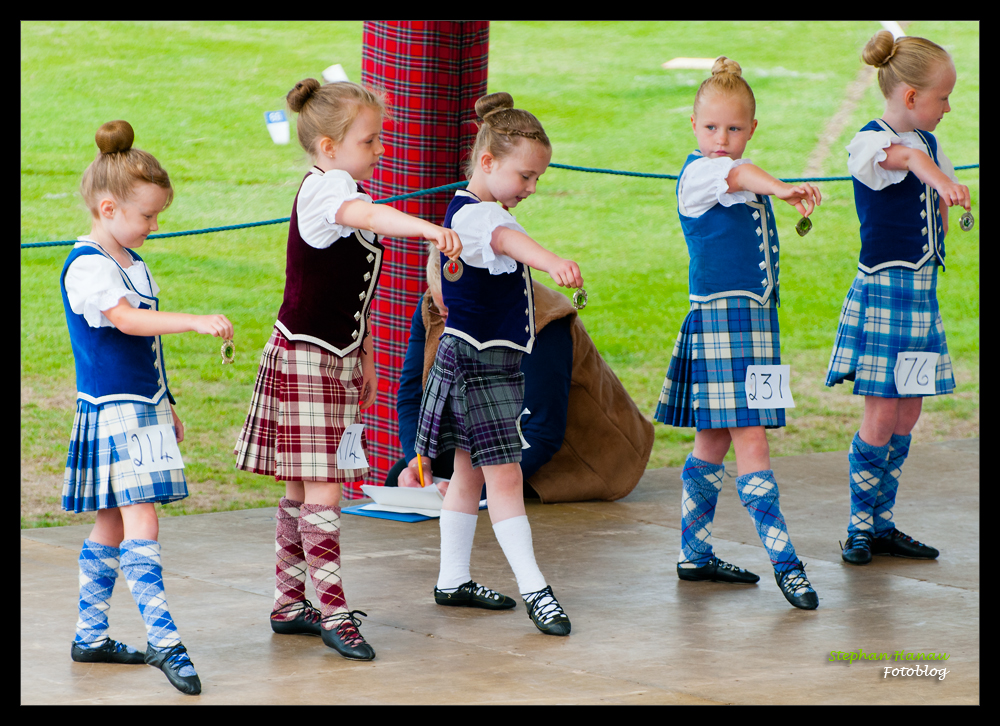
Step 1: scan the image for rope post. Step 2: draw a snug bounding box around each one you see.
[358,21,489,498]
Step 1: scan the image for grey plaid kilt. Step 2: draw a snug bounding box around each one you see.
[825,264,955,398]
[415,335,525,469]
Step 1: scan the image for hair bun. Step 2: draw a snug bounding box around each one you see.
[287,78,321,113]
[475,92,515,121]
[862,30,897,68]
[95,120,135,155]
[711,56,743,77]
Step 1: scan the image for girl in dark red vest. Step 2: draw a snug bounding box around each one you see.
[235,77,461,661]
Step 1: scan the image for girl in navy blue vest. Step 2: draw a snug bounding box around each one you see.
[654,58,822,609]
[415,92,583,636]
[61,121,234,694]
[828,32,971,566]
[235,78,461,661]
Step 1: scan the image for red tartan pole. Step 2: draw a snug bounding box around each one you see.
[353,21,489,499]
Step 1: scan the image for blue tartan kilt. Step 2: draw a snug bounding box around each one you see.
[415,335,525,469]
[62,397,188,513]
[654,296,785,431]
[825,265,955,398]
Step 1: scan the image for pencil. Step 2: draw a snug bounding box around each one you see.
[416,452,426,488]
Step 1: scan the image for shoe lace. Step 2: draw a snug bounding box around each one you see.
[272,599,321,623]
[713,558,743,573]
[468,582,505,602]
[840,532,873,552]
[159,643,193,669]
[322,610,369,648]
[778,567,815,597]
[889,530,923,546]
[525,588,566,625]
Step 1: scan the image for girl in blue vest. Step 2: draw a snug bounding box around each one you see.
[415,92,583,635]
[828,32,971,566]
[235,77,461,661]
[655,58,822,609]
[61,120,235,694]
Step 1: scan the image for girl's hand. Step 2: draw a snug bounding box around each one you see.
[934,180,971,211]
[425,226,463,261]
[548,258,584,289]
[191,314,234,339]
[399,456,433,488]
[171,405,184,443]
[774,182,822,217]
[359,345,378,410]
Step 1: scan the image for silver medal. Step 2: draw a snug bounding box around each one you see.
[221,339,235,365]
[795,217,812,237]
[572,288,588,310]
[959,211,975,232]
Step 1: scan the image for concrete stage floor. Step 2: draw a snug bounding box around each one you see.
[21,439,978,705]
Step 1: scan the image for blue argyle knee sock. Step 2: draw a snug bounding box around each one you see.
[75,539,136,652]
[847,432,890,535]
[735,470,801,575]
[678,454,725,567]
[120,539,196,677]
[873,433,911,538]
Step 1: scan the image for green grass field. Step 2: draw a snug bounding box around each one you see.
[21,21,979,528]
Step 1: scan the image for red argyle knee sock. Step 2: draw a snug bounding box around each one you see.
[272,497,307,621]
[298,503,348,628]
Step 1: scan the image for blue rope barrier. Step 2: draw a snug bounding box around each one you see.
[20,164,978,249]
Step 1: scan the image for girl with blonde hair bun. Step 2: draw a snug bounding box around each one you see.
[655,56,822,610]
[235,76,461,662]
[828,31,972,567]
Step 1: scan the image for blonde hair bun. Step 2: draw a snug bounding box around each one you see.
[711,56,743,77]
[286,78,322,114]
[475,92,515,121]
[862,30,897,68]
[95,120,135,155]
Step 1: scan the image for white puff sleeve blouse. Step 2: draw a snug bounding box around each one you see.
[846,127,959,191]
[450,192,526,275]
[64,239,159,329]
[677,156,756,218]
[296,168,377,249]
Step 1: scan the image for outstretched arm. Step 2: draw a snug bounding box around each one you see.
[727,163,822,218]
[103,299,233,339]
[879,144,971,211]
[491,226,583,289]
[336,199,462,260]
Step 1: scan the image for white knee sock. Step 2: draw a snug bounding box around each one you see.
[436,509,478,590]
[492,515,547,595]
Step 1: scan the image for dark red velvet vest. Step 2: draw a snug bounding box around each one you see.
[275,172,385,357]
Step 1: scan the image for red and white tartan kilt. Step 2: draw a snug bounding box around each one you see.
[234,326,368,483]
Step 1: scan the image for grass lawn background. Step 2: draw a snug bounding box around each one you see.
[21,21,979,528]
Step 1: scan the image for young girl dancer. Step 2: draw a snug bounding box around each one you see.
[235,77,461,660]
[654,58,822,610]
[828,31,971,565]
[415,92,582,636]
[62,120,234,695]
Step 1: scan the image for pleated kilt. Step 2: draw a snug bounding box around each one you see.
[234,326,368,483]
[415,335,525,469]
[62,396,188,513]
[655,295,785,430]
[825,264,954,398]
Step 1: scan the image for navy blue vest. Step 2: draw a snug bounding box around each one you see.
[677,152,780,305]
[852,120,946,273]
[60,243,173,406]
[440,192,535,352]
